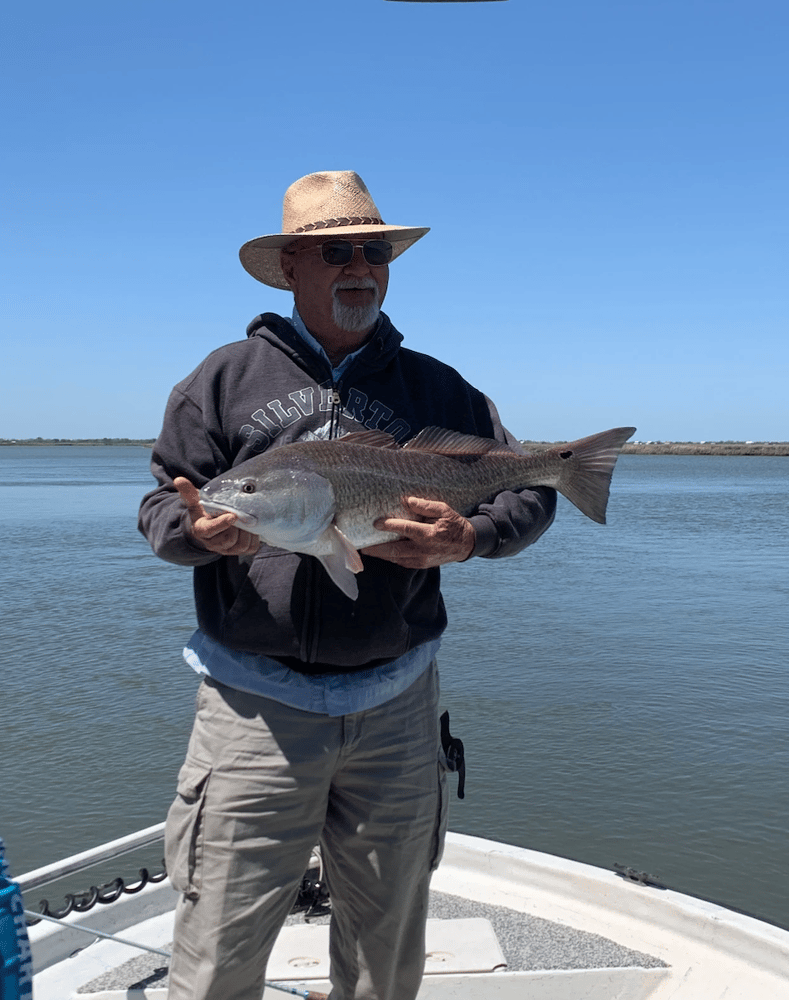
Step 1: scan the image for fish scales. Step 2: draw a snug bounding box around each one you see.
[282,439,560,526]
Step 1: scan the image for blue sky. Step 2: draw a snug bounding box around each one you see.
[3,0,787,442]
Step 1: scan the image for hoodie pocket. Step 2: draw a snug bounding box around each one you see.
[164,757,212,899]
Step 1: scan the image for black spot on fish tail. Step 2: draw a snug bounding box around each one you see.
[552,426,636,524]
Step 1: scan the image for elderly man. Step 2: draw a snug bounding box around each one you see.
[139,170,556,1000]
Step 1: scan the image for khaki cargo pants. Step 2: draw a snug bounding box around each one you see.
[164,661,448,1000]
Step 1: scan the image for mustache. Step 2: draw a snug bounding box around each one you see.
[332,277,378,293]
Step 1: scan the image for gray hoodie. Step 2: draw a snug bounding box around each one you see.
[138,312,556,674]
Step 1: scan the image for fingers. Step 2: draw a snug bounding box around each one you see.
[174,476,260,556]
[174,476,236,535]
[402,496,453,519]
[363,497,475,568]
[203,524,261,556]
[173,476,203,516]
[374,497,451,535]
[361,538,421,566]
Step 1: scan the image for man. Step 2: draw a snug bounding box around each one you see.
[139,170,556,1000]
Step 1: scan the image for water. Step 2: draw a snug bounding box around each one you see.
[1,447,787,929]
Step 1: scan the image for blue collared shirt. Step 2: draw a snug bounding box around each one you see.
[289,305,373,383]
[184,630,439,716]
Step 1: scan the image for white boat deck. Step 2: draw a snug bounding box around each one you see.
[58,889,666,995]
[23,830,789,1000]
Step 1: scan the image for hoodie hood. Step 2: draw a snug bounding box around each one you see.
[245,311,403,384]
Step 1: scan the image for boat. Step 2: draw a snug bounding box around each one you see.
[14,822,789,999]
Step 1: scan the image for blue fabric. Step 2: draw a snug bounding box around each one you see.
[289,306,375,382]
[184,630,439,716]
[0,841,33,1000]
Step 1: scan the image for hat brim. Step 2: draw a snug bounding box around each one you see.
[239,225,430,289]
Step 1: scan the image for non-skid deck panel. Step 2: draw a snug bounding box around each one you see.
[76,888,665,993]
[429,891,666,972]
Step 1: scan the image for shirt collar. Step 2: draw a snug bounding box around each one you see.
[290,305,379,382]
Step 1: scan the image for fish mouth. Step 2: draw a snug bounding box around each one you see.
[199,499,258,527]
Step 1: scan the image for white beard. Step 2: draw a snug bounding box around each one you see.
[331,278,380,332]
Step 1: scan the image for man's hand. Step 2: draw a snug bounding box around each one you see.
[174,477,260,557]
[361,497,475,569]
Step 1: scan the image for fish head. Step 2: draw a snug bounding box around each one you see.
[199,465,336,550]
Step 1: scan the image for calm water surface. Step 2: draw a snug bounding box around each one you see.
[1,447,787,928]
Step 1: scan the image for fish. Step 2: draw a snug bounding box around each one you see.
[199,424,636,600]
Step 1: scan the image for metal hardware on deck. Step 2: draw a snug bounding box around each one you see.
[292,871,331,919]
[614,864,667,889]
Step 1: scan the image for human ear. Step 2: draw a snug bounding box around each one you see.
[280,250,296,287]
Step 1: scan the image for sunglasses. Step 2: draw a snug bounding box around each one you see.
[288,239,393,267]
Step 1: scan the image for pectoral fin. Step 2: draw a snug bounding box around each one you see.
[317,525,364,601]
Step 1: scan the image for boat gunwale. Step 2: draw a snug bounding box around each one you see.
[16,822,166,894]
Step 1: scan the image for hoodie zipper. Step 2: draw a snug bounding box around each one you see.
[301,345,379,663]
[328,386,343,440]
[302,381,343,664]
[249,315,386,668]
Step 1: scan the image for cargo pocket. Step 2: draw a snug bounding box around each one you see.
[164,756,212,899]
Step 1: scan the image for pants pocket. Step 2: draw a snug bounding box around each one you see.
[165,756,212,899]
[430,755,451,873]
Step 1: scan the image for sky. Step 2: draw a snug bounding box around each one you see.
[3,0,787,443]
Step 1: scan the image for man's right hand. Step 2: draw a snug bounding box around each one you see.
[174,477,261,557]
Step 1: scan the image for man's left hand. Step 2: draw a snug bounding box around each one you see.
[361,497,475,568]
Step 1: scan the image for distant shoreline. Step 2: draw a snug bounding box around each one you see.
[622,441,788,456]
[2,437,788,456]
[522,441,789,456]
[0,438,156,448]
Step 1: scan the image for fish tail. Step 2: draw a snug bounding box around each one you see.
[552,426,636,524]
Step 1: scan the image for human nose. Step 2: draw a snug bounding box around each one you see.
[342,246,373,274]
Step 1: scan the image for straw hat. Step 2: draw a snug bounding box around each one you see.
[239,171,430,289]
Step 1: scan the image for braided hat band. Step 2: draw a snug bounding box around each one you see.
[294,215,383,233]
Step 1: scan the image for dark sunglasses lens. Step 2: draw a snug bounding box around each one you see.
[362,240,393,265]
[320,240,393,266]
[321,241,354,266]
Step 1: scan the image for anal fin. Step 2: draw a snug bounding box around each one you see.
[317,525,363,601]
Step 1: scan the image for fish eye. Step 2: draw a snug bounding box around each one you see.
[241,481,257,494]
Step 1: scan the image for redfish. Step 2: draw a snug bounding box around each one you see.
[199,425,636,599]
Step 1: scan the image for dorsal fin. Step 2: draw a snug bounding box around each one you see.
[337,429,401,449]
[402,426,516,458]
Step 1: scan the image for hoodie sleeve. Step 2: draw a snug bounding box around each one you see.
[467,396,557,559]
[137,385,228,567]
